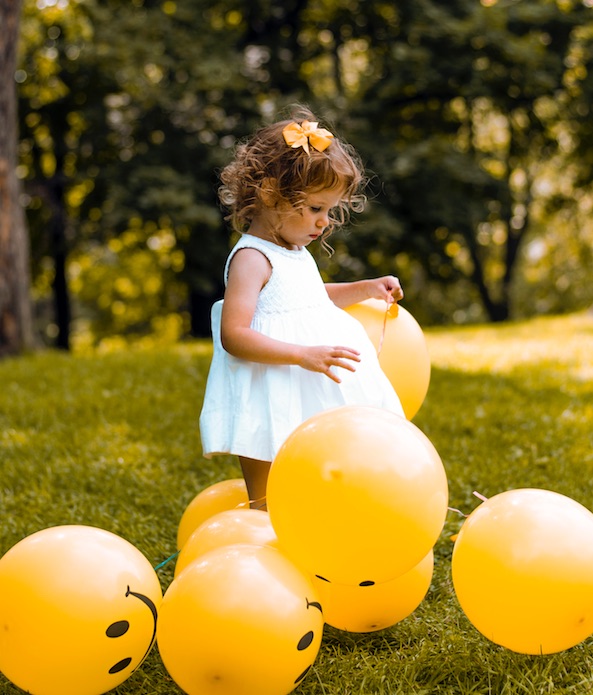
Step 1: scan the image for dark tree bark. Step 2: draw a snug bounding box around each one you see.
[48,165,71,351]
[0,0,34,355]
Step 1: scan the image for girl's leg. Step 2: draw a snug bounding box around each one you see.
[238,456,271,511]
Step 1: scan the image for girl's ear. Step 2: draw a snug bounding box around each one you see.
[259,177,279,208]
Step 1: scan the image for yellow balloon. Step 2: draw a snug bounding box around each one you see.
[0,525,162,695]
[452,488,593,654]
[267,405,448,585]
[312,550,434,633]
[344,299,431,419]
[175,508,278,577]
[177,478,249,549]
[158,544,323,695]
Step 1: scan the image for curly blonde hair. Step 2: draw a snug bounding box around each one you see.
[218,107,367,246]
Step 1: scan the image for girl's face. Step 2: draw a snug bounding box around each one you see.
[274,187,344,250]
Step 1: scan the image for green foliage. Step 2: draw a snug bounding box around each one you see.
[14,0,593,341]
[332,0,593,321]
[18,0,261,340]
[1,311,593,693]
[69,221,189,350]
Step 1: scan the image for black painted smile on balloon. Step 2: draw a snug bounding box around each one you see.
[105,585,158,675]
[293,598,324,684]
[306,598,323,614]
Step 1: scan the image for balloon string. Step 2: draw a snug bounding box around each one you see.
[448,491,488,519]
[236,495,266,509]
[250,496,267,511]
[377,303,389,356]
[153,550,179,572]
[237,496,267,511]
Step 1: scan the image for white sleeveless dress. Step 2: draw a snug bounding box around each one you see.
[199,234,404,462]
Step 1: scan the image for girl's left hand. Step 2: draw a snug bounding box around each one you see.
[368,276,404,304]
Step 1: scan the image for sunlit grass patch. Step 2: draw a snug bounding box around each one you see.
[425,310,593,381]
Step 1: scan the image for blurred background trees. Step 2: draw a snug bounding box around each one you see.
[5,0,593,350]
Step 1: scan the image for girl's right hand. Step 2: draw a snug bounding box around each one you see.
[297,345,361,384]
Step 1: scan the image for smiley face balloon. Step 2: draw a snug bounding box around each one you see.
[312,550,434,633]
[268,405,448,585]
[158,543,323,695]
[0,525,162,695]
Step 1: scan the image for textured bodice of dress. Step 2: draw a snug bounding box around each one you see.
[224,234,332,319]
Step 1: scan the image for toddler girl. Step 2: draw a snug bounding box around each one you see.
[199,107,405,508]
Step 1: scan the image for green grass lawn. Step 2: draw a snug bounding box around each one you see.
[1,310,593,694]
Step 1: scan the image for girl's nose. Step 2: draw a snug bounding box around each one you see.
[317,213,329,228]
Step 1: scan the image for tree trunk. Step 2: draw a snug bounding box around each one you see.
[0,0,34,356]
[49,161,71,350]
[464,224,510,323]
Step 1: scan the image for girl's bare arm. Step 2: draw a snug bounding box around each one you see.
[221,248,360,383]
[325,276,403,309]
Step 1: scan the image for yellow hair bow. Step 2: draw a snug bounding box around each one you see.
[282,120,334,154]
